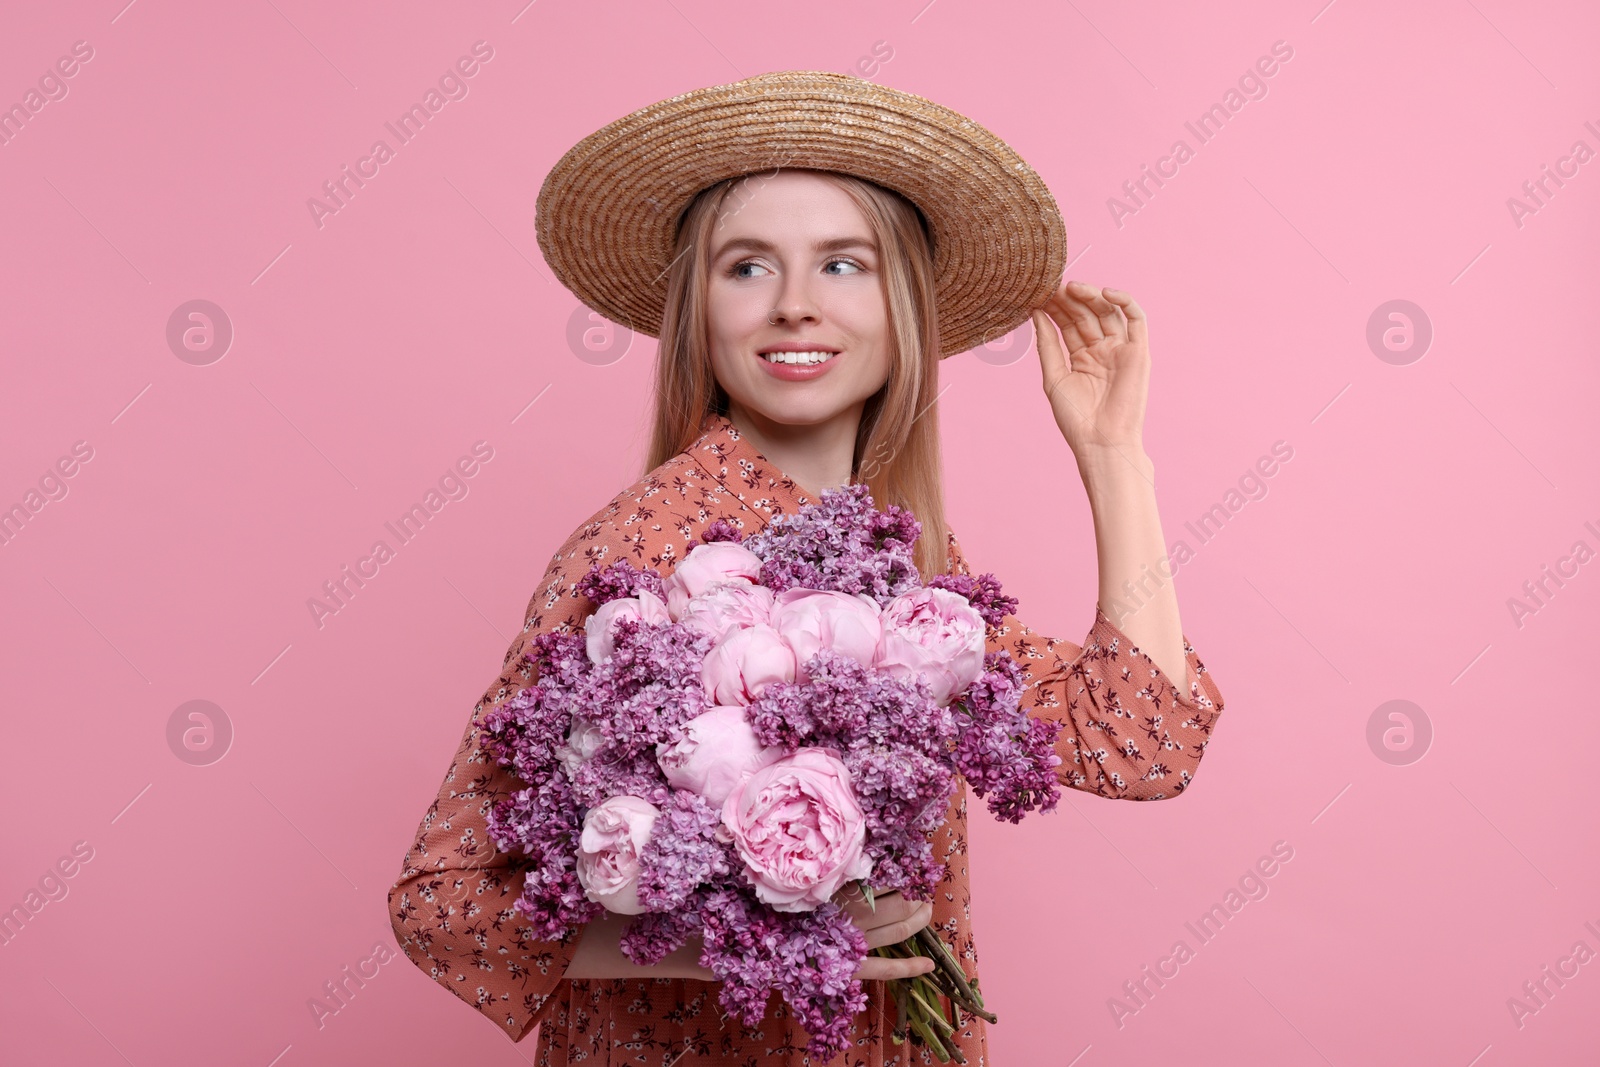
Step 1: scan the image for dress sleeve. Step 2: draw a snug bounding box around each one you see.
[386,520,618,1041]
[945,530,1225,801]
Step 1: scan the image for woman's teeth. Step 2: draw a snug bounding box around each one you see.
[762,351,837,365]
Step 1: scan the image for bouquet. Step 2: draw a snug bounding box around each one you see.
[481,484,1062,1062]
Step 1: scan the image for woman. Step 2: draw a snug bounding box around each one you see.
[388,71,1225,1065]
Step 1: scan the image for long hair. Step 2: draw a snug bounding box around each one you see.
[643,168,951,580]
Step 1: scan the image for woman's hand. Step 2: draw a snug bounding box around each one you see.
[833,883,938,980]
[1032,280,1190,686]
[566,909,718,980]
[568,887,937,983]
[1032,279,1152,463]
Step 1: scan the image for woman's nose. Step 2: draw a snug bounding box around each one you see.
[769,277,821,325]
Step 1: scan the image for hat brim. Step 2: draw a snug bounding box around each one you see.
[535,70,1067,360]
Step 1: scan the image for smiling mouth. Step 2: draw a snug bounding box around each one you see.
[757,350,839,365]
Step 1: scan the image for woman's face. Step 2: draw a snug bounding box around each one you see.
[705,171,892,431]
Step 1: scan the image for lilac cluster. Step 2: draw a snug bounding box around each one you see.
[480,672,565,782]
[481,774,599,939]
[575,557,664,605]
[572,617,712,758]
[927,568,1020,629]
[635,790,731,913]
[698,886,869,1055]
[951,652,1066,823]
[480,642,606,939]
[696,518,745,545]
[742,482,922,607]
[616,901,704,966]
[478,485,1063,1062]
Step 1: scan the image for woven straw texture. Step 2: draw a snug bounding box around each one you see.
[535,70,1068,360]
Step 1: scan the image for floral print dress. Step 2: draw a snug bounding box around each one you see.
[388,412,1226,1065]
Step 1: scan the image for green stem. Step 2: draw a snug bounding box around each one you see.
[908,1008,953,1063]
[914,928,998,1024]
[890,977,908,1044]
[905,981,955,1035]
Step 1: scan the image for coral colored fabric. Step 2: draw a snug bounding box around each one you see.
[388,412,1227,1065]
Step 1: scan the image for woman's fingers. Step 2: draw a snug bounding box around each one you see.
[1049,280,1106,345]
[1043,301,1091,352]
[849,896,917,936]
[837,887,915,927]
[1033,307,1067,384]
[833,881,873,915]
[860,900,934,949]
[829,888,940,980]
[1101,287,1149,350]
[1064,280,1126,341]
[855,953,938,981]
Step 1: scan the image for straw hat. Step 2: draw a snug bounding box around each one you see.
[534,70,1067,360]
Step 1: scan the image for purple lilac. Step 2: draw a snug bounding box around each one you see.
[697,519,745,545]
[984,714,1065,823]
[527,630,594,691]
[745,648,957,756]
[926,568,1020,629]
[767,902,871,1060]
[618,904,704,967]
[742,649,961,900]
[951,652,1065,822]
[575,616,712,756]
[567,744,670,809]
[843,744,956,900]
[575,558,666,606]
[479,631,596,783]
[479,684,565,785]
[697,887,782,1024]
[482,776,601,939]
[635,790,733,913]
[698,886,869,1063]
[743,483,922,608]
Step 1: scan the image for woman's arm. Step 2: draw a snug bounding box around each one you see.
[565,911,714,979]
[1078,446,1187,687]
[387,612,585,1040]
[946,530,1223,801]
[387,518,635,1039]
[1032,279,1186,687]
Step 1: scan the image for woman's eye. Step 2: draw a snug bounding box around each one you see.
[728,257,864,278]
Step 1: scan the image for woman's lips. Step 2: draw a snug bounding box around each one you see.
[755,350,840,382]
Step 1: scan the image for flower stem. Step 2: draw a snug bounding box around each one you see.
[908,1008,953,1063]
[914,928,998,1024]
[873,933,987,1058]
[905,980,954,1035]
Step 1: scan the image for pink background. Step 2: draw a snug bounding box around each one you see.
[3,1,1597,1064]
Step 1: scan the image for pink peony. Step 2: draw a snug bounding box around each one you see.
[720,747,873,912]
[585,589,671,664]
[677,580,776,645]
[574,795,660,915]
[769,588,883,682]
[656,706,785,806]
[701,623,795,706]
[661,541,764,619]
[555,715,605,777]
[875,586,987,706]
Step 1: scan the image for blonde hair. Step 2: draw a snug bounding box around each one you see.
[643,168,951,579]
